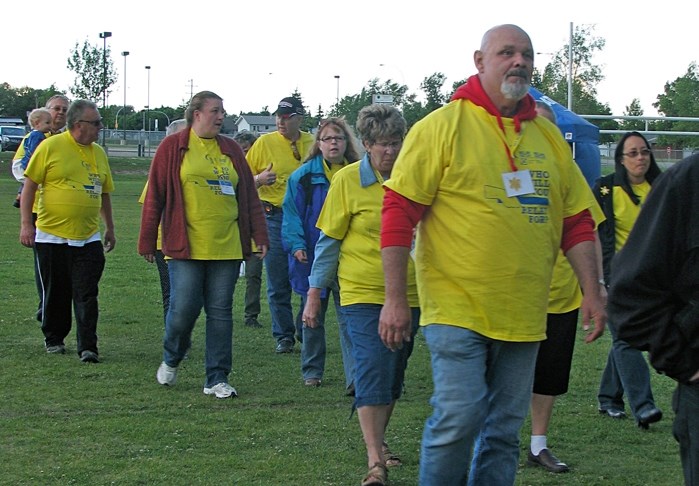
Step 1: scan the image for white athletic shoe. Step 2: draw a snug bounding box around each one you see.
[203,382,238,399]
[156,362,177,386]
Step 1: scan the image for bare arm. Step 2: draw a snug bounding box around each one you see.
[565,240,606,343]
[100,193,116,253]
[379,246,413,351]
[19,178,39,247]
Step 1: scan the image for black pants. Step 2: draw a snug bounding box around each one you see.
[36,241,105,355]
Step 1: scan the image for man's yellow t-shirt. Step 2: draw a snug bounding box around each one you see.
[25,131,114,240]
[385,99,594,342]
[245,130,314,207]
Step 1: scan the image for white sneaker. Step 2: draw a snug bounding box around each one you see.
[156,362,177,386]
[203,382,238,398]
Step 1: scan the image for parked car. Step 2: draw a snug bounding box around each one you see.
[0,125,28,152]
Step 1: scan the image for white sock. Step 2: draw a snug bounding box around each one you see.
[531,435,547,455]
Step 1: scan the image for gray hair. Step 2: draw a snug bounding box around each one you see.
[166,119,188,136]
[355,104,406,145]
[66,100,99,128]
[233,130,259,145]
[45,94,70,109]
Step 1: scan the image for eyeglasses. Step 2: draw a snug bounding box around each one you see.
[278,113,298,120]
[79,118,103,128]
[319,136,346,143]
[623,148,651,158]
[373,140,403,150]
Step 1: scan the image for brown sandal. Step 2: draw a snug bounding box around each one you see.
[361,462,388,486]
[382,441,402,467]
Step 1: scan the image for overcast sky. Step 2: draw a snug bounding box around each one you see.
[4,1,696,119]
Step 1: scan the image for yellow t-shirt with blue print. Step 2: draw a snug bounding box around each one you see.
[181,132,241,260]
[384,99,595,342]
[25,131,114,240]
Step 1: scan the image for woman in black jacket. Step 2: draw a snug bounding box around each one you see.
[595,131,663,428]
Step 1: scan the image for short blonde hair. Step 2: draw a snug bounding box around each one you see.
[28,108,52,128]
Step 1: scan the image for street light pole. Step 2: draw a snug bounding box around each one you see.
[99,31,112,147]
[121,51,129,142]
[334,75,340,104]
[145,65,151,156]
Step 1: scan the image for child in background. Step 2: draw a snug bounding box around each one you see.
[12,108,52,208]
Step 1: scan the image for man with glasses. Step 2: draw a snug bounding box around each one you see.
[246,97,314,353]
[19,100,116,363]
[12,94,70,323]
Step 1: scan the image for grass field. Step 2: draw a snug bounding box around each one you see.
[0,152,683,485]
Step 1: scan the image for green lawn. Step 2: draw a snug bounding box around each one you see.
[0,152,682,485]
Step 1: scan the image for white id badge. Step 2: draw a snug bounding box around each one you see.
[93,181,103,195]
[502,170,534,198]
[220,181,235,195]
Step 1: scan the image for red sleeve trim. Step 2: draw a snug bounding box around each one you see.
[381,188,427,248]
[562,209,595,252]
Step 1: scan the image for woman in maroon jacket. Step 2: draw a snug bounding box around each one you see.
[139,90,268,399]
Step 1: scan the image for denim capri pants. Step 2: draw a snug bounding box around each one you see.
[341,303,419,408]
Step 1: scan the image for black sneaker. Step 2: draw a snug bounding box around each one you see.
[46,344,66,354]
[80,350,100,363]
[244,317,262,328]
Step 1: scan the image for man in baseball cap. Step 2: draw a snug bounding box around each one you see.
[274,97,305,116]
[246,96,313,354]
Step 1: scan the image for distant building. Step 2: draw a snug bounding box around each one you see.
[235,115,276,134]
[0,117,26,126]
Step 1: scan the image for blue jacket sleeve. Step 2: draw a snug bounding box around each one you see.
[281,171,307,254]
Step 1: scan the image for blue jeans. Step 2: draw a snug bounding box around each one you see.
[164,259,240,388]
[300,284,355,388]
[673,382,699,486]
[419,325,539,486]
[598,318,657,419]
[342,304,419,407]
[263,211,296,344]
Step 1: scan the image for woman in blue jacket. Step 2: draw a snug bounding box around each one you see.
[282,117,361,389]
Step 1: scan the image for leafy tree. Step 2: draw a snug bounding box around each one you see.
[67,39,117,105]
[533,24,618,142]
[620,98,646,131]
[653,62,699,147]
[421,72,448,113]
[330,78,408,127]
[0,83,66,121]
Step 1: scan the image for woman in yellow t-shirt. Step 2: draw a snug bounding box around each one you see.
[302,105,418,486]
[595,131,663,428]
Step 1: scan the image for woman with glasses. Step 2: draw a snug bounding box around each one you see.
[302,105,418,486]
[282,117,360,390]
[596,131,663,428]
[139,91,268,399]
